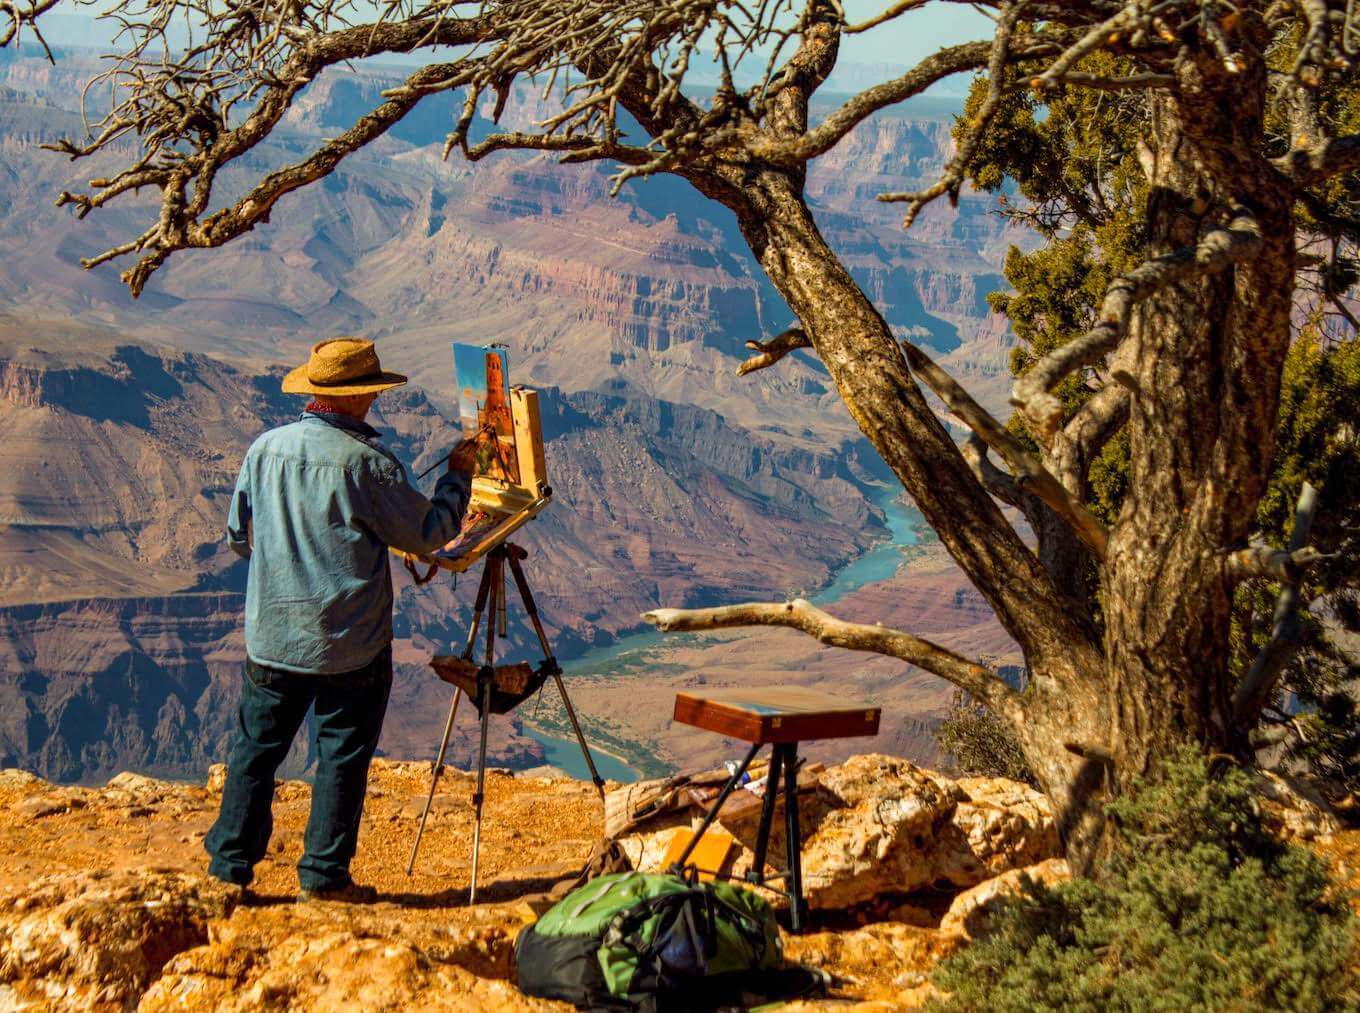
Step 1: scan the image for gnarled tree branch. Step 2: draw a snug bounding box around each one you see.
[1011,207,1263,441]
[749,37,1049,165]
[1049,381,1129,490]
[1232,482,1322,727]
[903,341,1110,558]
[642,597,1017,709]
[878,0,1027,229]
[1224,545,1329,584]
[961,433,1024,508]
[1276,134,1360,186]
[0,0,57,57]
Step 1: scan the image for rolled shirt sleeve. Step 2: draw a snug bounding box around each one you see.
[363,463,472,556]
[226,456,253,559]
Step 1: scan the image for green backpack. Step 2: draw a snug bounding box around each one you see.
[515,871,785,1010]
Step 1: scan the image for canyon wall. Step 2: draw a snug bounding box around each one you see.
[0,45,1022,782]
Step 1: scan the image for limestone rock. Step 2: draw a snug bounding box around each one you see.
[207,763,227,794]
[0,869,236,1009]
[798,755,1059,909]
[941,776,1061,885]
[0,769,43,792]
[142,930,550,1011]
[801,756,964,909]
[1257,771,1343,842]
[940,858,1072,939]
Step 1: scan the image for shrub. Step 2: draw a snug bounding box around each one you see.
[936,689,1037,788]
[929,748,1359,1012]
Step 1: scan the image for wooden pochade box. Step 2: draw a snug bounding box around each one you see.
[672,686,881,744]
[669,685,882,933]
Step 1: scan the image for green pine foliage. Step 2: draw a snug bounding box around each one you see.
[929,749,1360,1012]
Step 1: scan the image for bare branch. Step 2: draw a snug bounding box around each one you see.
[1224,545,1329,584]
[749,38,1023,165]
[1232,482,1322,727]
[961,433,1024,508]
[903,341,1110,559]
[1051,70,1175,90]
[1011,208,1263,441]
[734,326,812,376]
[1277,134,1360,186]
[842,0,929,34]
[0,0,58,53]
[1050,382,1129,487]
[878,0,1026,229]
[641,597,1016,707]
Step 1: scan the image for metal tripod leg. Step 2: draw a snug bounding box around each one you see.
[406,560,497,876]
[749,747,784,882]
[406,689,461,875]
[469,554,500,905]
[781,744,807,932]
[507,549,607,798]
[672,741,762,872]
[469,672,492,904]
[552,672,606,798]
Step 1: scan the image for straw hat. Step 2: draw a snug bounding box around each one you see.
[281,338,407,396]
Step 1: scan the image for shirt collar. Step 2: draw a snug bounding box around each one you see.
[302,409,381,441]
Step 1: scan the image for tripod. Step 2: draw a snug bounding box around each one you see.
[405,541,606,902]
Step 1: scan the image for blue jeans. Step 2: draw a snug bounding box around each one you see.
[205,645,392,890]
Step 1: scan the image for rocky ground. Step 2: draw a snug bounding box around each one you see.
[0,755,1058,1010]
[1,756,1349,1011]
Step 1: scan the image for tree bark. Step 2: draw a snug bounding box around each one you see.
[677,42,1294,869]
[1101,49,1294,788]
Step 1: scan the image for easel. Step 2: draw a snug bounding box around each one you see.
[405,540,606,902]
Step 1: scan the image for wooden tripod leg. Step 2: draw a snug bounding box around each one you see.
[406,687,461,876]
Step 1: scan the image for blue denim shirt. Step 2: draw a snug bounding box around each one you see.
[227,411,470,674]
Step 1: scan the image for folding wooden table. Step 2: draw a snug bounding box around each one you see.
[669,686,881,931]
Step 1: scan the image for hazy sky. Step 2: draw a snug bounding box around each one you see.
[30,1,991,70]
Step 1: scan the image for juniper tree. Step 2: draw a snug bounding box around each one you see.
[9,0,1360,867]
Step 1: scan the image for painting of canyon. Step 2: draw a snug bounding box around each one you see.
[0,34,1015,786]
[452,342,520,486]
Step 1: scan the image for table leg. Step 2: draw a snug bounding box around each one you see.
[749,747,784,883]
[781,743,808,932]
[671,741,762,874]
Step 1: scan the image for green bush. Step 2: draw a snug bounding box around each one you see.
[929,749,1359,1012]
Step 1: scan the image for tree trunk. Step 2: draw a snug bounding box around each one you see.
[688,44,1294,869]
[1101,53,1294,788]
[699,163,1120,866]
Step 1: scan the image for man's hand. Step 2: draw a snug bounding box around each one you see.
[448,435,481,476]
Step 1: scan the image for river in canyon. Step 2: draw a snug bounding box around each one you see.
[523,484,924,781]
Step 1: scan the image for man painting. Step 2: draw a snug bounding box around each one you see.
[206,337,479,902]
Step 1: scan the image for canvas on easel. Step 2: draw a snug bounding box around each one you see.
[403,343,551,574]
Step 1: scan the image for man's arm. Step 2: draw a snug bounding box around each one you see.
[364,463,473,556]
[226,457,252,559]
